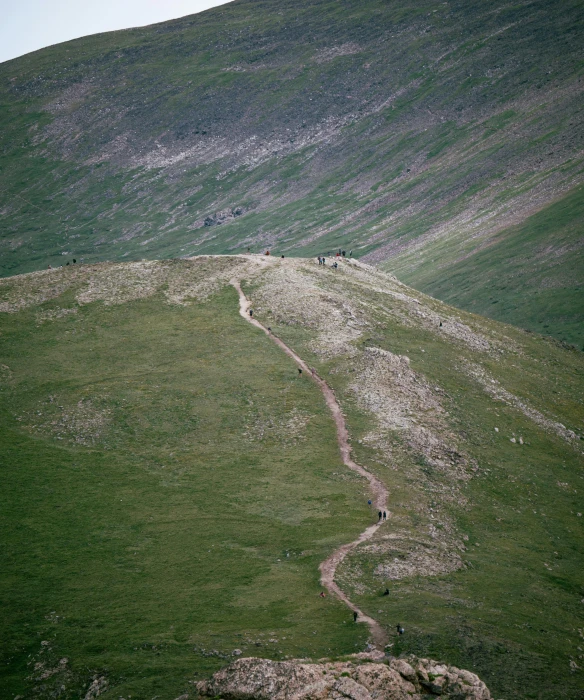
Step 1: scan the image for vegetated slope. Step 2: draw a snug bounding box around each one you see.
[0,0,583,343]
[412,184,584,347]
[0,256,582,700]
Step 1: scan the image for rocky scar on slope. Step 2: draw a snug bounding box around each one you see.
[196,655,491,699]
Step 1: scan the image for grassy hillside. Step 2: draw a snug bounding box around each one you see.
[0,0,582,343]
[401,185,584,347]
[1,256,582,699]
[0,260,369,699]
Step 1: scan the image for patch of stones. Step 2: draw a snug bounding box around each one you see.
[195,654,492,699]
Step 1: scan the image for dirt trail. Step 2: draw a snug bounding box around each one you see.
[232,279,389,650]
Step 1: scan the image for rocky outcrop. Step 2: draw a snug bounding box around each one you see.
[196,655,491,699]
[204,207,246,226]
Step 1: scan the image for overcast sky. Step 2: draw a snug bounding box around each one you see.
[0,0,233,64]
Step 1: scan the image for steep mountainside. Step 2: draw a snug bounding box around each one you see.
[0,0,583,343]
[1,256,583,699]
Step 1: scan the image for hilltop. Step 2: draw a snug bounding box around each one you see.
[0,0,583,344]
[1,256,582,699]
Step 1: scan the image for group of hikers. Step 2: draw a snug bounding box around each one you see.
[317,248,352,268]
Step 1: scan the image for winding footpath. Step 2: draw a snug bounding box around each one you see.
[232,280,389,650]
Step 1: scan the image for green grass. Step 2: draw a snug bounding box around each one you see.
[413,185,584,348]
[0,285,369,699]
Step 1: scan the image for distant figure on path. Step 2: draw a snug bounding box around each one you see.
[320,591,326,598]
[318,256,322,265]
[383,588,390,596]
[349,250,352,257]
[397,624,404,635]
[383,511,387,521]
[378,511,382,521]
[249,309,253,317]
[368,500,372,505]
[311,367,315,377]
[322,257,326,265]
[298,368,302,375]
[353,611,358,622]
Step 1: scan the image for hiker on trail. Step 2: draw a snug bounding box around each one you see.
[353,611,358,622]
[318,256,321,265]
[383,588,390,596]
[298,368,302,375]
[397,624,404,635]
[383,511,387,521]
[368,500,372,505]
[322,257,326,265]
[319,591,326,598]
[349,250,352,257]
[378,511,382,521]
[281,255,285,258]
[249,309,253,317]
[342,250,346,257]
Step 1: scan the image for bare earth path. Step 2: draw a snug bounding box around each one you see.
[232,279,389,650]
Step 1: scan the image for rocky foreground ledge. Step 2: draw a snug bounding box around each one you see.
[196,655,491,699]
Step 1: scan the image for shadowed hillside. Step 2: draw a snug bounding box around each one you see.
[0,0,582,343]
[0,256,582,699]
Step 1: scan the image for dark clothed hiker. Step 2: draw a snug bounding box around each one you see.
[298,368,302,375]
[397,624,404,635]
[383,511,387,521]
[353,611,358,622]
[249,309,253,317]
[383,588,390,596]
[378,511,382,521]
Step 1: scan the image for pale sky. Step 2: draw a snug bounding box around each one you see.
[0,0,234,64]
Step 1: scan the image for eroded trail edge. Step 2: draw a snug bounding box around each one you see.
[232,280,389,650]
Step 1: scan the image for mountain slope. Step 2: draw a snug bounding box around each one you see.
[0,256,583,699]
[0,0,583,342]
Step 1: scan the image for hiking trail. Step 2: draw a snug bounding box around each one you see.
[232,279,389,651]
